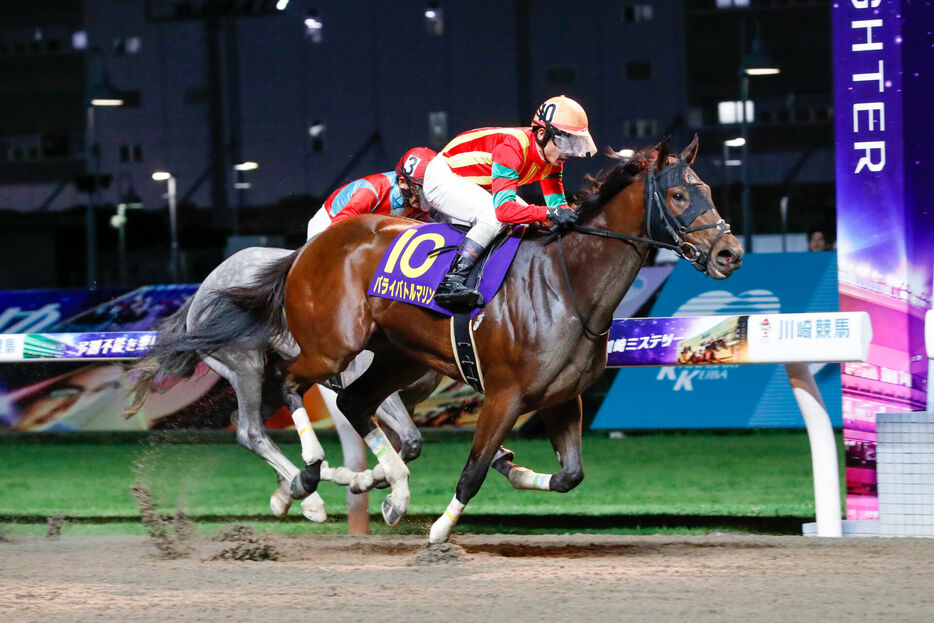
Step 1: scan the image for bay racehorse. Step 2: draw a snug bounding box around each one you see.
[213,136,743,542]
[125,246,439,522]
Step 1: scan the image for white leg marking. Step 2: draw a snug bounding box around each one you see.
[290,407,325,464]
[429,495,465,544]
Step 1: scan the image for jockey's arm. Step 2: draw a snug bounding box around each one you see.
[328,186,380,226]
[539,166,570,211]
[489,142,550,225]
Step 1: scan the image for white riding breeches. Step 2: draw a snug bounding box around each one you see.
[307,208,332,241]
[423,157,504,247]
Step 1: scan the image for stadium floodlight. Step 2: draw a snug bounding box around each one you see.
[88,71,124,106]
[743,41,780,76]
[304,11,323,43]
[424,1,443,36]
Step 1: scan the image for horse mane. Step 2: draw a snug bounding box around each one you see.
[576,146,656,222]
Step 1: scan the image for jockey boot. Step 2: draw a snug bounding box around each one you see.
[434,238,486,309]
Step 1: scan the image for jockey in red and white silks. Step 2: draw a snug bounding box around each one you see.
[422,95,597,309]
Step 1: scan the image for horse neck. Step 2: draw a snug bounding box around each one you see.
[558,182,649,331]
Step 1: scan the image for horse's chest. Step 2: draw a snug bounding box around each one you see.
[539,337,605,386]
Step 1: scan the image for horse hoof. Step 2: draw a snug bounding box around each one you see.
[381,493,408,527]
[491,446,515,476]
[301,493,327,523]
[270,487,292,518]
[428,517,452,544]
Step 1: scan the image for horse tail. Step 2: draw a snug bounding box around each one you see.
[125,295,200,418]
[211,248,298,340]
[125,248,298,418]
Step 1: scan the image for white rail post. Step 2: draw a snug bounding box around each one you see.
[785,362,843,537]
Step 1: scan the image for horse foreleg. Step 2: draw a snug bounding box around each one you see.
[336,350,430,527]
[491,396,584,493]
[374,392,422,462]
[313,387,419,494]
[430,389,522,544]
[342,350,423,463]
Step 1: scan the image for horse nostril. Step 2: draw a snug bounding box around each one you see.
[717,248,735,264]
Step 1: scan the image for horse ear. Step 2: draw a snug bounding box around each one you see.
[680,134,700,164]
[654,137,671,171]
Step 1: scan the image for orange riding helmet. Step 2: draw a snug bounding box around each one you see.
[531,95,597,158]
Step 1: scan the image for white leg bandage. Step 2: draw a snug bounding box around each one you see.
[429,495,465,544]
[364,428,408,485]
[323,463,377,492]
[507,466,552,491]
[291,407,325,465]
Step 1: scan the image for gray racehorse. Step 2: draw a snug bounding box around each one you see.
[126,246,435,521]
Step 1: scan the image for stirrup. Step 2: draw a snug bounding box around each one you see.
[434,283,484,308]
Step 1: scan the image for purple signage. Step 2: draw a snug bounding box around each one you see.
[0,287,129,334]
[834,1,934,520]
[0,332,157,362]
[607,316,749,367]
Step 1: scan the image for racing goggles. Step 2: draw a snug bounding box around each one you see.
[551,129,597,158]
[400,180,422,202]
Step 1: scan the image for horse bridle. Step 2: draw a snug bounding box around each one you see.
[643,161,731,273]
[552,159,731,339]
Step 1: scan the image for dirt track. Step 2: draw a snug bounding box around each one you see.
[2,532,933,622]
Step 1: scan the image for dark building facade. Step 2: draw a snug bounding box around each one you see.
[0,0,833,287]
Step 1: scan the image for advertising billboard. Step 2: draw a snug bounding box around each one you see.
[592,252,841,430]
[833,1,934,519]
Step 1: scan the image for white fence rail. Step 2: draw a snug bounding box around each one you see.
[605,312,874,537]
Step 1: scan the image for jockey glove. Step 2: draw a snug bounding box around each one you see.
[547,206,579,228]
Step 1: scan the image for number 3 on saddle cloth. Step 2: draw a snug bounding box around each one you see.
[366,222,525,394]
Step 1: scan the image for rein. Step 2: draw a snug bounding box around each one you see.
[550,159,729,339]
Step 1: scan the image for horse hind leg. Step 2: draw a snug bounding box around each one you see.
[318,388,423,494]
[343,350,423,463]
[203,352,324,521]
[335,348,430,527]
[491,396,584,493]
[279,351,378,493]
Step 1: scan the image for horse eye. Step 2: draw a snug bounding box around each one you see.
[673,192,686,201]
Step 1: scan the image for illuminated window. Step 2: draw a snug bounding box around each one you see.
[717,100,754,124]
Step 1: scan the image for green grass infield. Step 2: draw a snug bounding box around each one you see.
[0,430,844,535]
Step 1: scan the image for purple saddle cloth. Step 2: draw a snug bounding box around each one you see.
[367,223,523,317]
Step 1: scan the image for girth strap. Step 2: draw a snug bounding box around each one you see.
[449,314,485,393]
